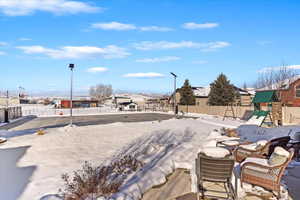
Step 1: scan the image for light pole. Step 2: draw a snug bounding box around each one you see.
[170,72,177,116]
[69,64,75,126]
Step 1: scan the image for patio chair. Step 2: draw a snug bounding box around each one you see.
[234,140,270,163]
[195,152,235,200]
[240,147,294,199]
[234,136,292,163]
[267,136,291,157]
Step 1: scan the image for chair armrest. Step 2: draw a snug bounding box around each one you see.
[241,161,280,173]
[239,141,253,145]
[237,146,260,153]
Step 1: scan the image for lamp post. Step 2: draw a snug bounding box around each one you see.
[170,72,177,116]
[69,64,75,126]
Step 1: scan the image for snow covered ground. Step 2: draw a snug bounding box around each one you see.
[1,113,300,200]
[0,115,240,200]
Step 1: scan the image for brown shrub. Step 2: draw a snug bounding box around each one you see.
[60,156,143,200]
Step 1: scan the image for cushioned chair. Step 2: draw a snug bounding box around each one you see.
[267,136,291,157]
[234,140,270,163]
[195,150,236,200]
[240,147,294,199]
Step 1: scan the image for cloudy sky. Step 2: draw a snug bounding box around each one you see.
[0,0,300,94]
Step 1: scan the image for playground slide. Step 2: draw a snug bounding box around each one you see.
[245,115,266,126]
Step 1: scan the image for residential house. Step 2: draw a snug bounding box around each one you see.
[257,75,300,106]
[59,99,99,108]
[118,101,138,111]
[172,86,252,106]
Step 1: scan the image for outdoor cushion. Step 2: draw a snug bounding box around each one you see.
[241,157,269,173]
[202,147,230,158]
[240,143,258,150]
[255,140,268,149]
[221,140,240,146]
[268,147,289,166]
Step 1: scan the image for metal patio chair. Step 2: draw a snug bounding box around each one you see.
[195,152,236,200]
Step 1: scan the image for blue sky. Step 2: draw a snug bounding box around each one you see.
[1,0,300,94]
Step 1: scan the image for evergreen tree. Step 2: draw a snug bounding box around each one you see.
[208,73,237,105]
[179,79,195,105]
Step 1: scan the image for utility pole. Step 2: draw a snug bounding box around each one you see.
[69,64,75,127]
[5,90,9,123]
[170,72,177,116]
[6,90,9,108]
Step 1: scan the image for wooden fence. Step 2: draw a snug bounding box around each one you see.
[177,105,300,125]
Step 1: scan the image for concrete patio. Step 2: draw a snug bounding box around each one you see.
[141,169,293,200]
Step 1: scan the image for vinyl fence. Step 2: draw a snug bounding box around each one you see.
[21,105,118,117]
[0,107,22,123]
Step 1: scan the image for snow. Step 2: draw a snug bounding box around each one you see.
[237,125,300,142]
[0,114,241,200]
[1,114,299,200]
[201,147,230,158]
[245,115,265,126]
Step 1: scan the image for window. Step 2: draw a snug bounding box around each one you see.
[296,85,300,98]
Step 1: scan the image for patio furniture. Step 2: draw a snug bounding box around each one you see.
[234,136,292,163]
[234,140,270,163]
[267,136,291,157]
[240,147,294,199]
[287,141,300,161]
[217,140,240,152]
[195,148,236,200]
[217,139,253,153]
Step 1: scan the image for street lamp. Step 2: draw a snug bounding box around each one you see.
[69,64,75,126]
[170,72,177,116]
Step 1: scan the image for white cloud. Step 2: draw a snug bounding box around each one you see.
[123,72,164,78]
[133,41,200,50]
[182,22,219,30]
[200,41,230,52]
[140,26,173,32]
[87,67,108,73]
[91,22,173,32]
[19,38,32,41]
[0,41,8,46]
[133,41,230,51]
[136,56,180,63]
[0,51,6,55]
[0,0,101,16]
[17,45,130,59]
[258,65,300,73]
[91,22,137,31]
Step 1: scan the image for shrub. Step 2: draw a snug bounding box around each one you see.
[60,156,143,200]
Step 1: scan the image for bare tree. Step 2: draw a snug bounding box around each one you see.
[254,65,297,90]
[89,84,113,103]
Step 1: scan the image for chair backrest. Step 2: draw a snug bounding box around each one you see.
[272,148,294,184]
[196,153,235,183]
[268,136,291,156]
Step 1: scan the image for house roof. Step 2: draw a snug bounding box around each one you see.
[191,87,210,97]
[191,86,250,97]
[257,75,300,91]
[119,102,137,106]
[252,90,278,103]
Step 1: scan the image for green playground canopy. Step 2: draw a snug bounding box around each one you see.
[252,90,278,103]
